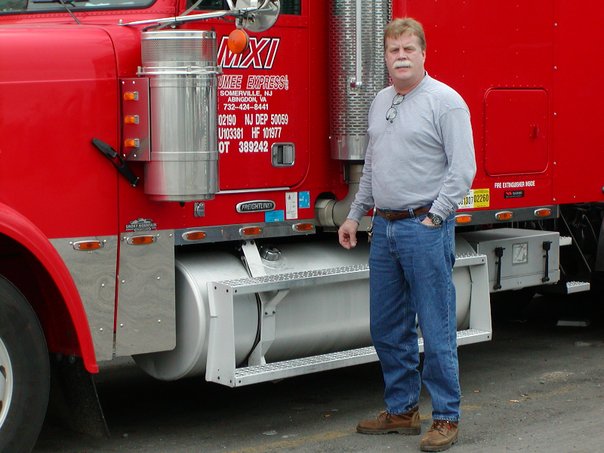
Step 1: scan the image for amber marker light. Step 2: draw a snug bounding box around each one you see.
[240,226,263,237]
[455,214,473,225]
[124,115,140,125]
[72,240,104,251]
[227,28,249,54]
[495,211,513,221]
[124,138,140,148]
[127,235,156,246]
[123,91,139,101]
[182,230,207,241]
[292,223,315,232]
[534,208,552,218]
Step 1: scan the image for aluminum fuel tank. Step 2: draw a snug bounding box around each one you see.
[135,238,473,381]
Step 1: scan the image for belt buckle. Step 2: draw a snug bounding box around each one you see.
[379,209,402,220]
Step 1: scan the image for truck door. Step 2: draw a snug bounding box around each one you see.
[213,2,308,191]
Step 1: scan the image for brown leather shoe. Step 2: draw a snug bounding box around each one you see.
[356,407,421,435]
[419,419,458,452]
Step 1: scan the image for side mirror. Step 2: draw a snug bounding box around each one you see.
[234,0,280,33]
[122,0,280,31]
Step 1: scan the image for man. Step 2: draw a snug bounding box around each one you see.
[338,18,476,452]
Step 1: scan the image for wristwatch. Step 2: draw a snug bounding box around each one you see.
[427,212,443,226]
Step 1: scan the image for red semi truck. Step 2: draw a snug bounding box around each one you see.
[0,1,602,451]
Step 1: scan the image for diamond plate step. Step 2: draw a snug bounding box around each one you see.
[210,264,369,296]
[566,281,590,294]
[233,346,378,387]
[209,251,483,301]
[455,253,487,268]
[226,328,491,387]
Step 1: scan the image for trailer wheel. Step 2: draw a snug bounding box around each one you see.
[0,276,50,453]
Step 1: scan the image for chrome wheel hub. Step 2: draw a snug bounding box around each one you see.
[0,336,13,428]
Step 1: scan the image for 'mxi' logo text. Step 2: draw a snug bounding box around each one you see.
[217,36,280,69]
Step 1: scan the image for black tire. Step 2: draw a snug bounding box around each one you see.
[0,276,50,453]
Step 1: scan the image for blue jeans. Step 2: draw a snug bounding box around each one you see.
[369,213,460,422]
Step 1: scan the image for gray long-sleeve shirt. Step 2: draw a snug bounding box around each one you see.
[347,74,476,223]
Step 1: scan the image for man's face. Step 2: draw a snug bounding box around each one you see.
[384,32,426,92]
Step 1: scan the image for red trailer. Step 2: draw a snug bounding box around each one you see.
[0,1,601,451]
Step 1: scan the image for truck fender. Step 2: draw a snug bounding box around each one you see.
[0,203,98,373]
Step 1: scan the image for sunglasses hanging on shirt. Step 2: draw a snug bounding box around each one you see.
[386,93,405,123]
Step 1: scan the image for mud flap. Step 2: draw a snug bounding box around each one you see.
[47,356,110,438]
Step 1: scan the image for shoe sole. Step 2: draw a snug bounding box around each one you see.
[356,426,421,435]
[419,433,458,452]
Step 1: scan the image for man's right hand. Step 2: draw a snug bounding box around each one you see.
[338,219,359,249]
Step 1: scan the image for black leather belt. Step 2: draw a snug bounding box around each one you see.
[376,206,430,221]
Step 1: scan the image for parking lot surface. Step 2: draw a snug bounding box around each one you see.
[35,294,604,452]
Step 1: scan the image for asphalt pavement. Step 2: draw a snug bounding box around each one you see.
[34,292,604,452]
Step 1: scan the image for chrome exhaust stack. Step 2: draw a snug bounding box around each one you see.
[317,0,390,228]
[328,0,390,160]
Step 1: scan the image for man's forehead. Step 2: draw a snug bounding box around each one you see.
[386,32,420,47]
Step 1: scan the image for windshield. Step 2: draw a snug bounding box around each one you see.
[0,0,153,14]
